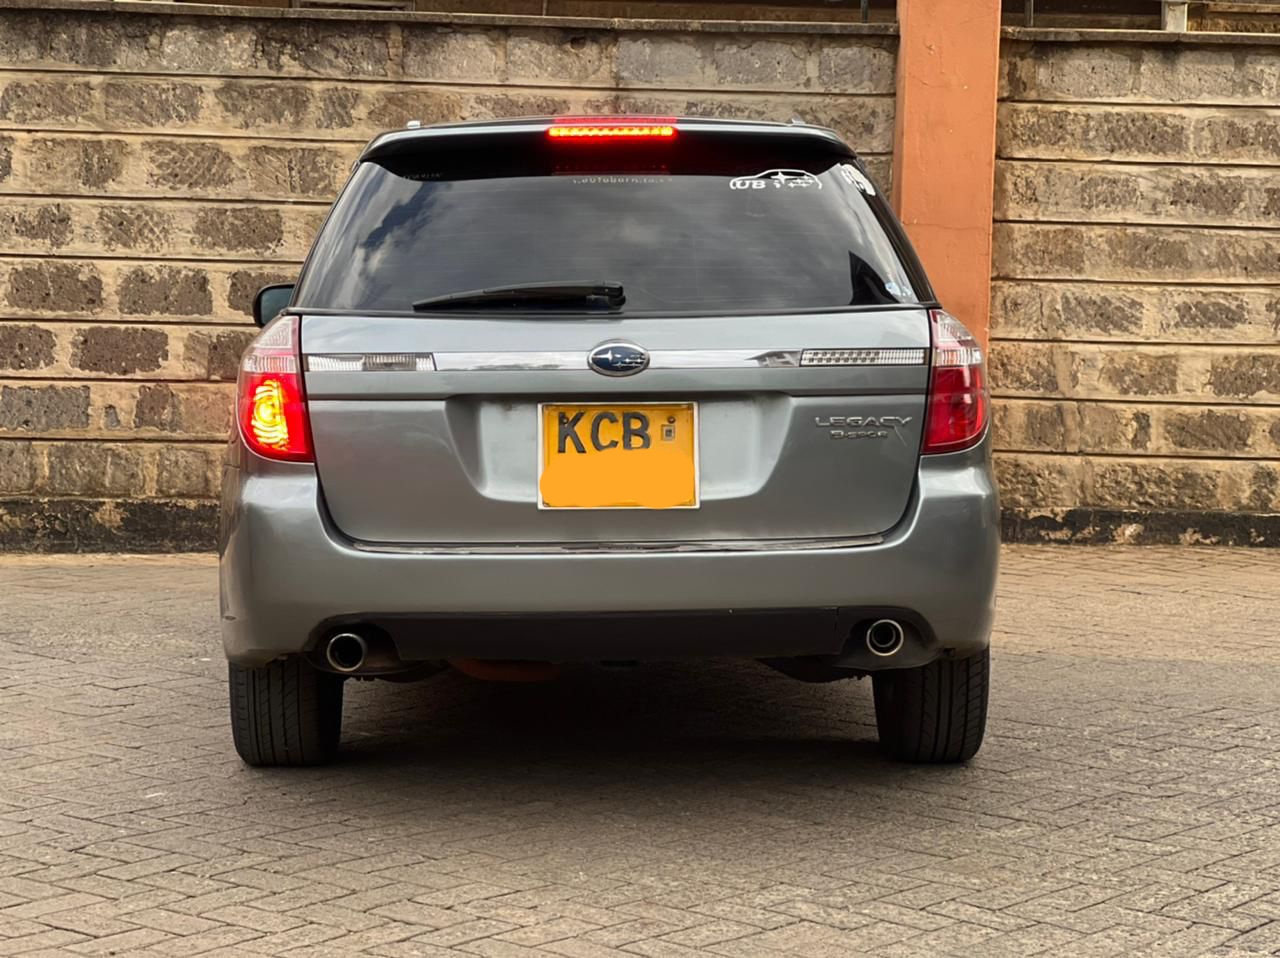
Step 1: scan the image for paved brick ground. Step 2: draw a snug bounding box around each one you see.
[0,546,1278,957]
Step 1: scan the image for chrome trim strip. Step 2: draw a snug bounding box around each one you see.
[434,350,582,371]
[650,349,801,368]
[304,348,925,372]
[349,533,885,555]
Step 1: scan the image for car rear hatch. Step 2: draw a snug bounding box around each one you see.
[295,118,935,547]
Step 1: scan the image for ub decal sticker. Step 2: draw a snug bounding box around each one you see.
[730,169,823,191]
[839,163,877,196]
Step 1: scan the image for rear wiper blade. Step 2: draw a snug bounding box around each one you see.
[412,281,624,312]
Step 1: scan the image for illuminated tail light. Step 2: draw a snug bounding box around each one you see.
[236,315,313,462]
[922,309,988,455]
[548,118,677,140]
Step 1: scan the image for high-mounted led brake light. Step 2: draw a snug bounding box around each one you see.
[922,309,988,455]
[548,118,677,140]
[236,315,313,462]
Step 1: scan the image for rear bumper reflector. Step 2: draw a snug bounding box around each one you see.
[801,348,926,366]
[306,353,436,372]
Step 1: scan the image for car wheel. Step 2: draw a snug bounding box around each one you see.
[229,658,344,767]
[872,649,988,763]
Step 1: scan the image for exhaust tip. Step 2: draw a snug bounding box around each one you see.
[325,632,368,673]
[865,619,905,657]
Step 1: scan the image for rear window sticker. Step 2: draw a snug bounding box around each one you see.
[730,169,823,191]
[839,163,877,196]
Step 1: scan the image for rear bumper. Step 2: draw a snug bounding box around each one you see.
[219,441,999,668]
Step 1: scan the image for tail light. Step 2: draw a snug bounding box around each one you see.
[548,117,677,140]
[236,315,313,462]
[922,309,988,455]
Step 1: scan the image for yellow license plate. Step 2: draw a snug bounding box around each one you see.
[539,403,699,509]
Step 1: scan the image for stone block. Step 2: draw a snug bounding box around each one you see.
[1096,351,1180,397]
[506,29,616,86]
[182,329,256,382]
[1022,404,1278,458]
[997,160,1278,228]
[0,440,37,493]
[1002,41,1280,105]
[998,103,1194,163]
[132,383,181,432]
[815,40,896,95]
[0,324,56,371]
[401,28,504,83]
[0,497,218,551]
[0,385,90,432]
[991,281,1279,344]
[212,81,312,130]
[96,206,174,252]
[993,453,1083,508]
[992,400,1076,452]
[1076,404,1151,454]
[250,20,394,79]
[1089,459,1224,512]
[103,77,204,128]
[990,343,1280,405]
[1197,112,1280,166]
[43,442,147,497]
[1207,353,1280,401]
[994,223,1280,283]
[0,259,286,324]
[988,342,1064,394]
[227,269,296,318]
[1161,409,1253,453]
[993,224,1085,278]
[166,384,234,437]
[156,446,216,497]
[0,203,74,249]
[67,381,229,440]
[0,77,94,124]
[145,140,236,191]
[245,145,349,199]
[118,266,213,317]
[70,326,169,376]
[1002,42,1137,101]
[191,207,285,256]
[616,35,708,86]
[0,199,315,259]
[23,135,130,191]
[0,9,392,80]
[363,87,466,130]
[8,132,352,201]
[709,38,808,89]
[1058,288,1147,337]
[5,261,103,314]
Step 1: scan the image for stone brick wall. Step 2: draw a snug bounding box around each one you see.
[0,0,896,550]
[992,31,1280,545]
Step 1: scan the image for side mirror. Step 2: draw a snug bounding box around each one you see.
[252,283,295,327]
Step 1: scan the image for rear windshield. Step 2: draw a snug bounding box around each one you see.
[295,133,924,314]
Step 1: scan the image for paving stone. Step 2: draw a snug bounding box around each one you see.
[0,546,1277,955]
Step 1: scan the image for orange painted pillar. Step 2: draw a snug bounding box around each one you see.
[892,0,1002,346]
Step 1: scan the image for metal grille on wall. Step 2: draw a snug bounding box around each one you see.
[1006,0,1280,28]
[195,0,1280,28]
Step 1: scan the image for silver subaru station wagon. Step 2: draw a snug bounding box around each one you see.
[221,116,998,767]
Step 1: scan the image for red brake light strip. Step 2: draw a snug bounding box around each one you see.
[548,123,676,140]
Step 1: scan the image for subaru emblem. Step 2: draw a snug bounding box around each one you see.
[588,342,649,377]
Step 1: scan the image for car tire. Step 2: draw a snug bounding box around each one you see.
[229,658,344,767]
[872,649,989,763]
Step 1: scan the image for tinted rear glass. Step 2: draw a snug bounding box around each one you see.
[295,132,922,314]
